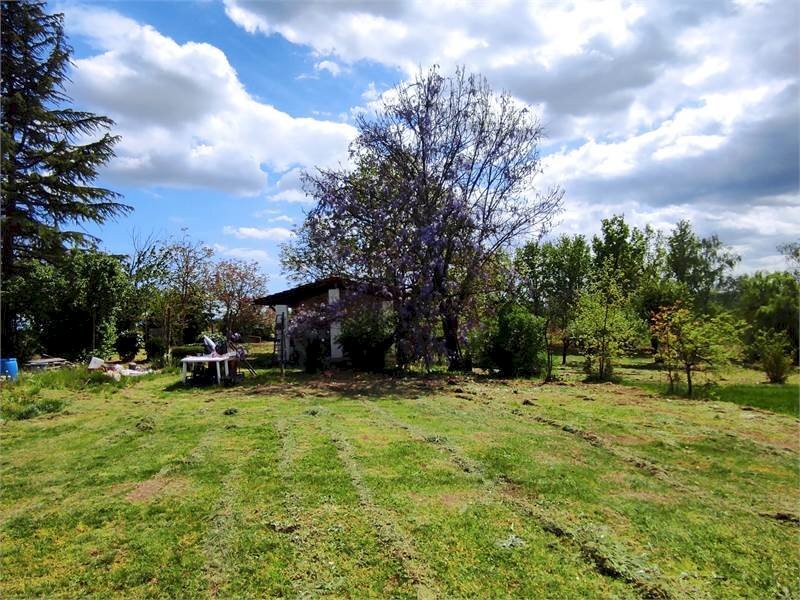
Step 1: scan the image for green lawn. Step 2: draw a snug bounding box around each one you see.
[1,360,798,598]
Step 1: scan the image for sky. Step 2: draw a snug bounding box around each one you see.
[58,0,799,292]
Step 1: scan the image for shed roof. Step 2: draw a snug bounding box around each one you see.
[253,276,352,307]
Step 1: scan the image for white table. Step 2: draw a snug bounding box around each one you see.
[181,352,237,385]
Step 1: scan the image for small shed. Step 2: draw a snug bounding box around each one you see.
[254,276,388,366]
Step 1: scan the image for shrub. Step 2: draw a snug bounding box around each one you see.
[145,338,166,365]
[170,344,205,360]
[475,303,546,377]
[115,330,142,362]
[338,304,394,372]
[752,329,793,384]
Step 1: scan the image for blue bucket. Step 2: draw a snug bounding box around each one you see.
[1,358,19,381]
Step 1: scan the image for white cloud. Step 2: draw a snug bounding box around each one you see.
[315,60,342,76]
[361,82,379,102]
[64,6,356,196]
[223,226,295,241]
[269,215,294,223]
[213,243,274,264]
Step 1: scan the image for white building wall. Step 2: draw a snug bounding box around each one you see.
[328,288,343,360]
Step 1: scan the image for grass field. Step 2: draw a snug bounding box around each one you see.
[1,356,798,598]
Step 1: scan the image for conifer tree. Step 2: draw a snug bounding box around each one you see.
[1,0,129,354]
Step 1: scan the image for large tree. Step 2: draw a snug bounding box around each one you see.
[1,0,128,354]
[666,220,739,310]
[591,215,646,296]
[283,66,562,369]
[8,248,130,359]
[515,235,592,364]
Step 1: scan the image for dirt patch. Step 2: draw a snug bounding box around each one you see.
[409,489,484,511]
[125,477,189,503]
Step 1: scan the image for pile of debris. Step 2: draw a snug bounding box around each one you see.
[87,357,155,380]
[26,357,71,371]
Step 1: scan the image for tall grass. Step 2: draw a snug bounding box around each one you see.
[0,367,129,420]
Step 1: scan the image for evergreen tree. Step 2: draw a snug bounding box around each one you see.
[1,0,128,354]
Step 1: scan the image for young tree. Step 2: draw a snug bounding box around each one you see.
[283,66,562,369]
[161,232,214,347]
[751,329,793,384]
[212,259,268,337]
[118,231,170,333]
[1,1,128,354]
[572,277,644,381]
[514,234,591,370]
[544,235,591,363]
[650,305,741,397]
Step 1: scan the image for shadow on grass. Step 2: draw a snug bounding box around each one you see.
[619,377,800,417]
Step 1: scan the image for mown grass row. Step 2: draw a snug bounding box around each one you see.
[1,367,798,597]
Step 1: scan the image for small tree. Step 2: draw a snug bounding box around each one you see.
[212,259,268,337]
[651,305,741,397]
[572,280,643,381]
[161,231,215,347]
[752,329,793,384]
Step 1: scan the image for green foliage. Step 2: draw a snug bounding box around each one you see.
[735,271,799,360]
[7,249,132,360]
[144,338,167,366]
[591,215,647,296]
[752,329,793,384]
[338,304,394,372]
[0,389,66,421]
[170,344,205,360]
[475,303,546,377]
[0,366,128,420]
[666,220,740,310]
[115,330,142,362]
[650,305,741,397]
[572,281,644,381]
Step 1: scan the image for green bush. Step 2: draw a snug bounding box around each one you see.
[170,344,205,360]
[475,303,546,377]
[338,305,394,372]
[115,330,142,362]
[752,329,793,384]
[144,338,166,365]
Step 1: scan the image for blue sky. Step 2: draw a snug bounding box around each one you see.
[61,0,799,292]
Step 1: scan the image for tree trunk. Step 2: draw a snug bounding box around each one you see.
[1,197,17,356]
[561,338,569,365]
[442,312,463,371]
[685,366,693,397]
